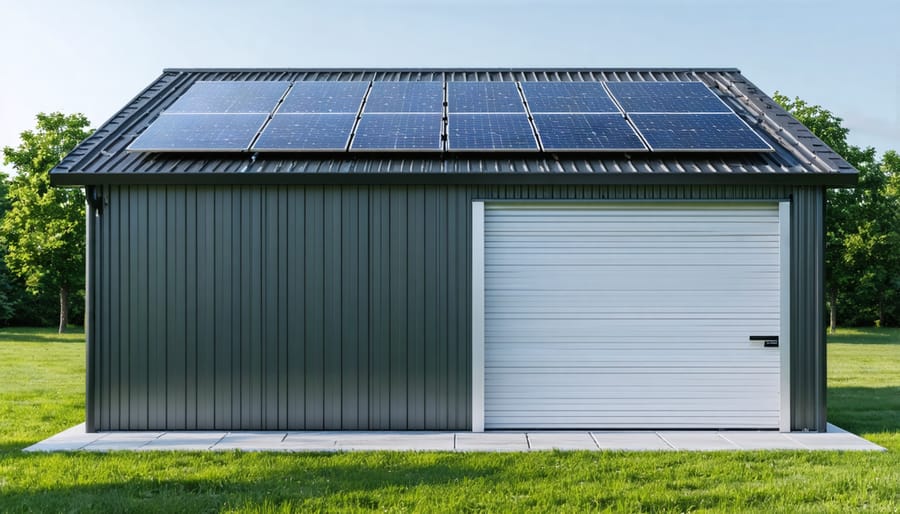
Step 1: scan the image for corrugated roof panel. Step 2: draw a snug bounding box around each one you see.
[50,68,857,186]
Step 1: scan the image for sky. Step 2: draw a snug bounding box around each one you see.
[0,0,897,166]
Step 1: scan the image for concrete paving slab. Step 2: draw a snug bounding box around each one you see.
[455,432,528,451]
[590,432,672,450]
[786,432,884,451]
[23,423,104,452]
[335,433,454,451]
[527,432,598,450]
[282,432,339,451]
[141,432,227,451]
[659,432,739,450]
[214,432,288,451]
[82,439,157,451]
[718,432,806,450]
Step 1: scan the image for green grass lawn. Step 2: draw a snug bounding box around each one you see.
[0,327,897,513]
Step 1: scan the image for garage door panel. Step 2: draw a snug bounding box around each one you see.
[482,203,783,430]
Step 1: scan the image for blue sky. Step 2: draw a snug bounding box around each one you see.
[0,0,897,162]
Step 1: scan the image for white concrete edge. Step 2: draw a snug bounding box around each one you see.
[779,200,791,432]
[471,200,485,433]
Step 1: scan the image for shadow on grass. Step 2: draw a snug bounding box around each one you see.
[827,327,900,345]
[0,327,84,344]
[0,452,508,512]
[829,386,900,435]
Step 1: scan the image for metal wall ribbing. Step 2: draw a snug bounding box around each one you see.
[85,184,826,432]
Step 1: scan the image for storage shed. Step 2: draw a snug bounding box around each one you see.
[50,68,857,433]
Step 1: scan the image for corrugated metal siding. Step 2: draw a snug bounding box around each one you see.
[54,69,855,184]
[790,187,827,431]
[86,183,826,431]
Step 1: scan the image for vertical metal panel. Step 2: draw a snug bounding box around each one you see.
[286,186,306,427]
[87,183,825,432]
[389,188,408,429]
[369,186,391,429]
[790,186,827,431]
[304,187,325,429]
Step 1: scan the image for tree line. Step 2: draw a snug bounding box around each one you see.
[1,97,898,333]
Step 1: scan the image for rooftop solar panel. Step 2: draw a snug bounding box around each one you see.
[448,82,525,113]
[630,113,773,151]
[533,114,647,151]
[363,82,443,113]
[165,81,290,114]
[278,82,369,113]
[128,113,267,152]
[521,83,620,113]
[447,113,537,151]
[350,114,443,151]
[606,81,731,113]
[252,113,356,151]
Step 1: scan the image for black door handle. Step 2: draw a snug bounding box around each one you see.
[750,335,779,348]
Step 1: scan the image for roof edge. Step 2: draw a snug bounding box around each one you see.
[51,171,856,188]
[161,66,743,74]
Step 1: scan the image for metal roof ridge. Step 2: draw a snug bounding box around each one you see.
[161,67,743,74]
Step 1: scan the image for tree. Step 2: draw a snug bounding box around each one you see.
[1,112,91,333]
[772,93,900,330]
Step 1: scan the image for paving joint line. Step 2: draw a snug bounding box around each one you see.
[655,432,676,449]
[588,431,600,450]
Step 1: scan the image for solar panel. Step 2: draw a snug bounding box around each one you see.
[521,83,620,113]
[351,114,443,151]
[252,114,356,151]
[630,113,773,151]
[165,81,290,114]
[448,114,538,151]
[606,81,731,113]
[448,82,525,113]
[128,113,267,151]
[363,82,443,113]
[533,114,647,151]
[278,82,369,113]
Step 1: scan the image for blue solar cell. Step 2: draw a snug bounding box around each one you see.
[165,81,290,114]
[351,114,442,151]
[606,82,731,113]
[448,114,537,151]
[533,114,646,151]
[630,113,772,151]
[364,82,443,113]
[521,83,620,113]
[448,82,525,113]
[252,114,356,151]
[278,82,369,113]
[128,113,267,151]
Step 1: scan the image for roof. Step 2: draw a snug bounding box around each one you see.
[50,68,858,187]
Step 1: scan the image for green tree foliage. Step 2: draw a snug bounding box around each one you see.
[773,94,900,328]
[1,112,91,333]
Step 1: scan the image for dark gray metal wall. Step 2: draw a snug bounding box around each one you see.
[85,184,827,432]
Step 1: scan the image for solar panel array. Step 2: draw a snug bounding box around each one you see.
[129,80,773,153]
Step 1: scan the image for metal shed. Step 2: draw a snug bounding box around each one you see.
[51,68,856,433]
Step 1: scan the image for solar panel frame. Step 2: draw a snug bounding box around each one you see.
[521,82,621,114]
[363,82,444,113]
[629,113,774,152]
[251,113,357,152]
[350,113,444,152]
[127,113,269,152]
[447,113,539,152]
[605,81,733,114]
[164,81,291,114]
[447,82,526,113]
[532,113,648,152]
[276,81,370,114]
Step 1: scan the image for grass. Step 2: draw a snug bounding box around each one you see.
[0,327,897,512]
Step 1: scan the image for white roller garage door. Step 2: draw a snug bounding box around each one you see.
[474,202,789,430]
